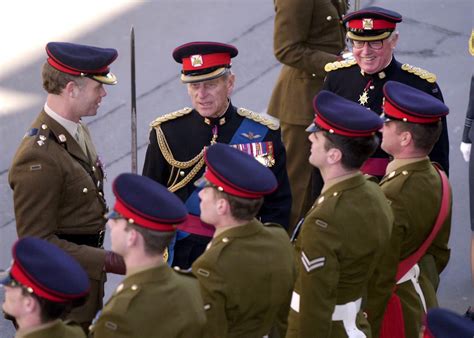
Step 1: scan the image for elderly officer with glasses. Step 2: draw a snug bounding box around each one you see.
[311,6,449,198]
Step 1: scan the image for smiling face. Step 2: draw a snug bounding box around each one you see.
[352,33,398,74]
[187,73,235,118]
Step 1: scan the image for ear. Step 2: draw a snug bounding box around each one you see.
[226,73,235,97]
[215,196,230,216]
[327,147,342,165]
[23,294,37,315]
[399,130,412,147]
[390,32,399,49]
[127,227,139,247]
[64,81,78,98]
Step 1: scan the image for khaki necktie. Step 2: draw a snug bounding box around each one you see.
[75,124,88,156]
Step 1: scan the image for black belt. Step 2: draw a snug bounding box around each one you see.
[57,230,105,248]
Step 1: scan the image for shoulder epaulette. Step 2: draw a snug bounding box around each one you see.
[237,108,279,130]
[324,59,357,72]
[150,107,192,128]
[401,64,437,83]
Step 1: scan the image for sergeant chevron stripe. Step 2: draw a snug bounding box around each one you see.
[301,252,325,272]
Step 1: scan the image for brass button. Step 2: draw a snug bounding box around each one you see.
[82,188,88,193]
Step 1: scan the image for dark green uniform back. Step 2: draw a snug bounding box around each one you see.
[287,174,393,338]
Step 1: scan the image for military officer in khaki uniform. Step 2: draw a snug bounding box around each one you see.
[267,0,349,231]
[286,91,393,338]
[1,237,90,338]
[192,143,295,337]
[365,81,451,338]
[89,173,206,338]
[8,42,126,329]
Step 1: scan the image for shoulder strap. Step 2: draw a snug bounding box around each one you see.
[395,166,450,280]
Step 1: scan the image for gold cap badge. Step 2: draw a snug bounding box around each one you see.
[191,54,203,67]
[362,18,373,30]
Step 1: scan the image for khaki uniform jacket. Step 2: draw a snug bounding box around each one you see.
[192,220,295,338]
[15,320,86,338]
[366,159,452,337]
[9,110,107,323]
[89,264,206,338]
[287,174,393,338]
[267,0,348,125]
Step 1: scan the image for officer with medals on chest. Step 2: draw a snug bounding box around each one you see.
[8,42,126,331]
[287,91,393,338]
[1,237,90,338]
[365,81,452,338]
[142,41,291,269]
[191,143,295,337]
[89,173,206,338]
[312,6,450,198]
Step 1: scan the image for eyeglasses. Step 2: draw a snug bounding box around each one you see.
[349,39,384,50]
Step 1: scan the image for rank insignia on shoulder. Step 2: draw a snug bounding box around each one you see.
[324,59,357,72]
[105,321,118,331]
[301,252,326,272]
[231,141,275,167]
[237,108,279,130]
[401,63,437,83]
[24,128,38,138]
[150,107,193,127]
[196,268,210,277]
[315,219,328,228]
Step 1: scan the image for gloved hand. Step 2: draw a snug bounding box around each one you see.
[460,142,471,162]
[104,251,126,275]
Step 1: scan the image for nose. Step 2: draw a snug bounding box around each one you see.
[100,85,107,98]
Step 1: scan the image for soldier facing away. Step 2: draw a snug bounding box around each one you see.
[89,173,206,338]
[286,91,393,338]
[1,237,90,338]
[365,81,452,338]
[192,143,295,337]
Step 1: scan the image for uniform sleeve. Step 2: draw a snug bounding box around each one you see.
[273,0,339,73]
[426,82,450,175]
[294,219,341,337]
[142,128,170,184]
[9,147,105,280]
[193,261,229,338]
[365,221,402,337]
[258,129,291,229]
[462,75,474,143]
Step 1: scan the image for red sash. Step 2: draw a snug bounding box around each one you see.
[177,214,215,237]
[361,158,389,177]
[379,166,450,338]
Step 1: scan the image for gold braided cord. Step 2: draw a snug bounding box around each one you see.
[154,125,207,193]
[168,157,205,193]
[155,126,204,168]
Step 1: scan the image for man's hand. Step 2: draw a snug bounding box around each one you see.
[460,142,471,162]
[104,251,126,275]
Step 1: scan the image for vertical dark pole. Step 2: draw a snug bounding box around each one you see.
[131,26,138,174]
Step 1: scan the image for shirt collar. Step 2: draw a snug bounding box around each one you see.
[44,103,80,137]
